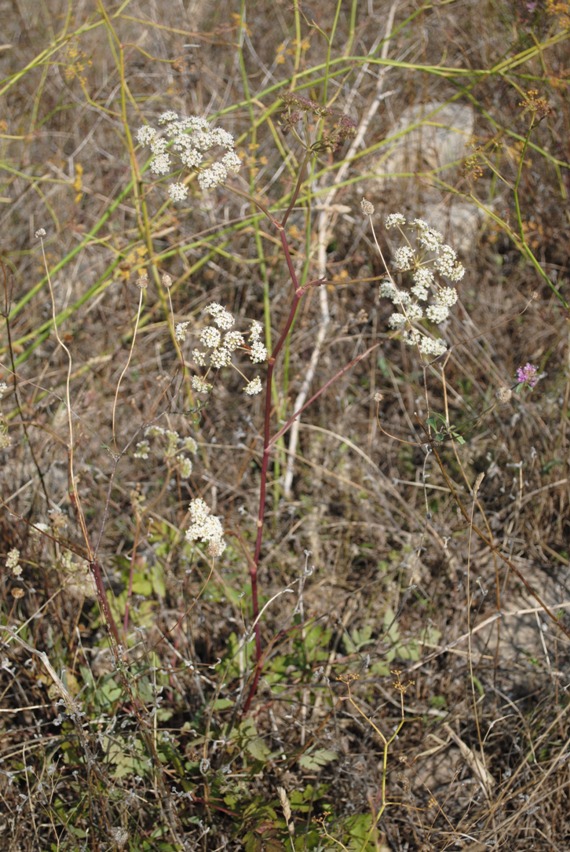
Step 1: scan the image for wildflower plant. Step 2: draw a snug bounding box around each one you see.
[362,204,465,358]
[4,6,570,850]
[134,102,360,710]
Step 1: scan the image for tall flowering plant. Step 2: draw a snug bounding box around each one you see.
[135,105,463,712]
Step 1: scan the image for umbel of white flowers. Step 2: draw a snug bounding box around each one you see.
[186,498,226,558]
[136,111,241,199]
[362,203,465,358]
[176,302,268,397]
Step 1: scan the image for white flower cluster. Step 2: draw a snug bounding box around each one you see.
[381,214,464,357]
[134,425,197,479]
[136,111,241,198]
[186,498,226,558]
[6,548,22,576]
[176,302,267,397]
[0,381,11,450]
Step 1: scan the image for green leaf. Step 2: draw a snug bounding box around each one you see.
[235,717,271,762]
[299,748,337,771]
[246,734,271,762]
[99,676,122,706]
[132,572,152,596]
[212,697,234,710]
[150,563,166,598]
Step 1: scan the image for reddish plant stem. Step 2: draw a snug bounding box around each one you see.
[69,487,123,654]
[243,336,382,713]
[89,559,123,650]
[280,149,311,229]
[243,273,318,713]
[241,149,338,713]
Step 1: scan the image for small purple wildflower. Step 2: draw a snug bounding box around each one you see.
[515,362,539,388]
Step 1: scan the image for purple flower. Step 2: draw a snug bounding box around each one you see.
[515,362,539,388]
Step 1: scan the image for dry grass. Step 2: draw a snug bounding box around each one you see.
[1,1,569,850]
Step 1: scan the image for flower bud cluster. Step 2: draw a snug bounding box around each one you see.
[176,302,267,397]
[136,111,241,199]
[186,498,226,558]
[134,425,197,479]
[379,212,464,357]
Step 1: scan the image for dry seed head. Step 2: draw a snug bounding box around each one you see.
[496,386,513,404]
